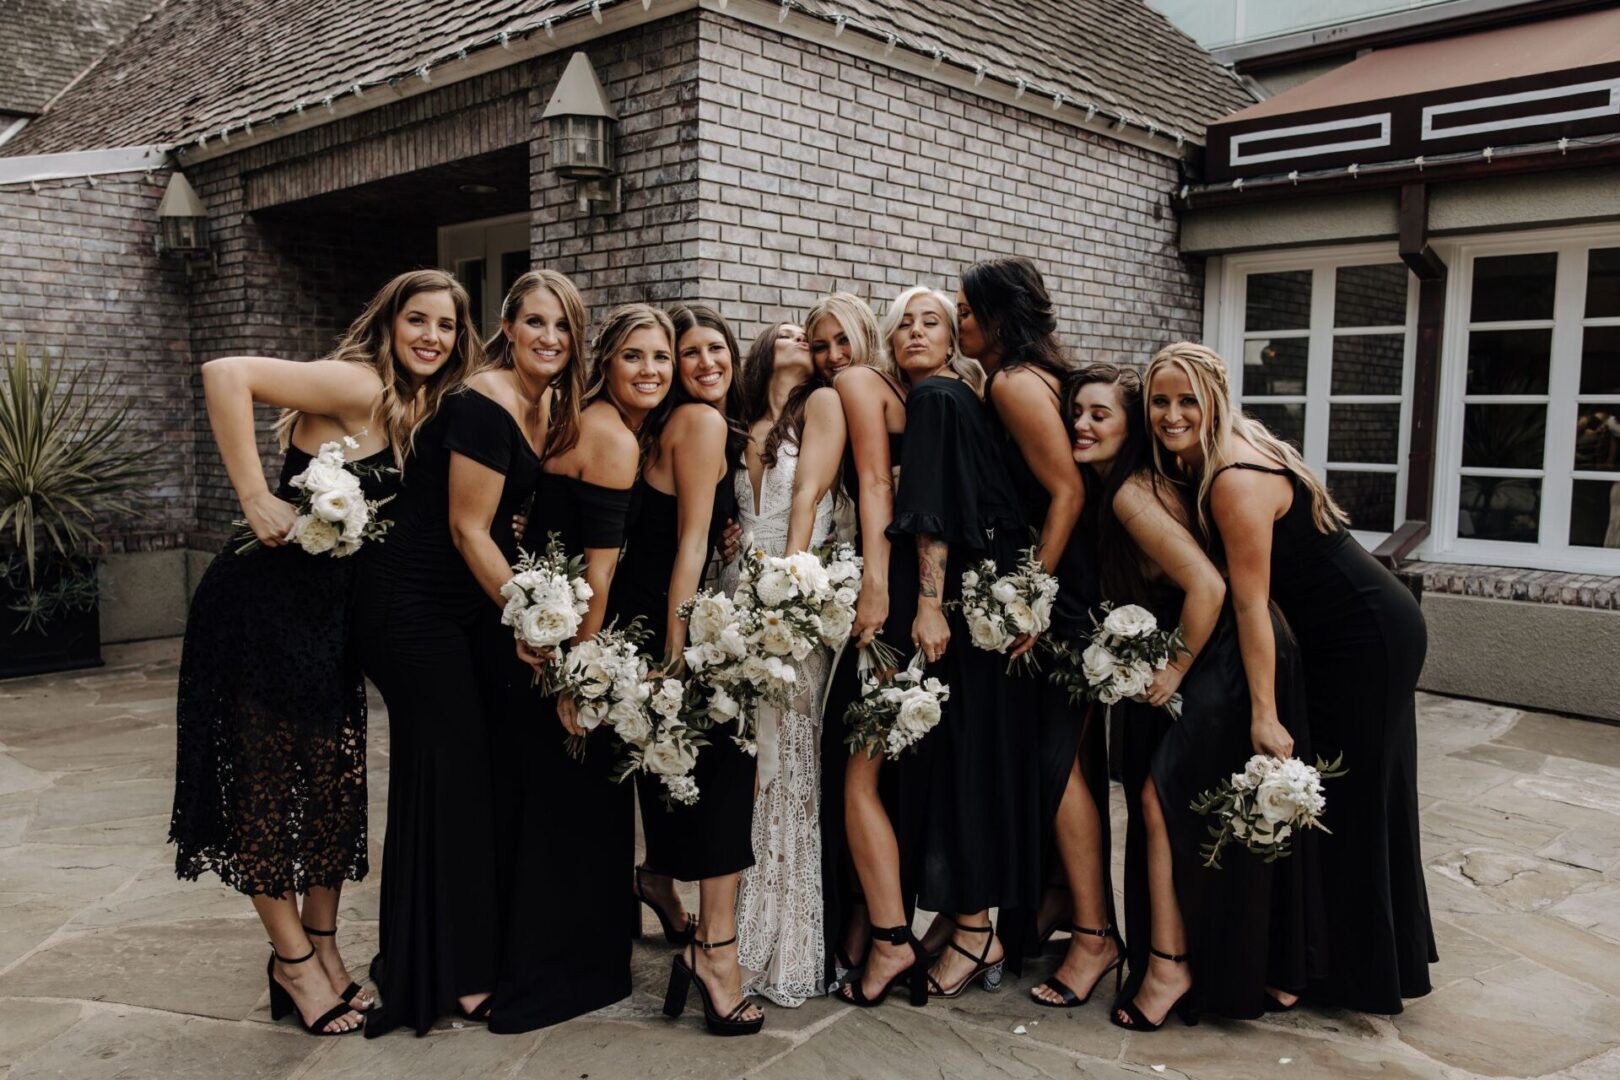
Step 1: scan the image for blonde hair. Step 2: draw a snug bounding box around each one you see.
[804,292,885,376]
[479,269,589,462]
[879,285,985,394]
[274,268,478,471]
[1143,341,1348,539]
[582,303,677,453]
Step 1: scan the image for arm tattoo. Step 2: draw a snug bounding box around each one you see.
[918,535,948,599]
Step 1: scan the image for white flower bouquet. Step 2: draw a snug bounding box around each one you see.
[679,590,781,755]
[551,622,650,761]
[500,533,592,688]
[957,546,1059,673]
[610,668,708,807]
[1054,602,1190,718]
[842,645,951,759]
[235,434,394,557]
[1191,752,1347,869]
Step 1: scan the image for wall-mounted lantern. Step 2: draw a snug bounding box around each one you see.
[155,171,212,275]
[542,52,620,214]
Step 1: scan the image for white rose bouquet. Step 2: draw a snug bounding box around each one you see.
[957,546,1059,673]
[499,533,592,689]
[842,645,951,759]
[678,589,779,754]
[551,622,650,761]
[1052,601,1190,718]
[610,668,708,808]
[1190,752,1347,869]
[235,434,394,557]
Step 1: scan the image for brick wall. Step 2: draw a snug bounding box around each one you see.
[689,12,1203,355]
[0,173,194,553]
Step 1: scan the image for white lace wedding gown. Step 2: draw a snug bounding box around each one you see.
[722,440,834,1007]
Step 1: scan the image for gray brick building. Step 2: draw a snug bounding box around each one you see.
[0,0,1248,642]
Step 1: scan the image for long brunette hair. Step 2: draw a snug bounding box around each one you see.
[740,322,819,469]
[274,268,478,471]
[582,303,678,455]
[645,303,749,467]
[961,256,1072,379]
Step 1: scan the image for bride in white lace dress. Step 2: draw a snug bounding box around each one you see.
[723,320,847,1006]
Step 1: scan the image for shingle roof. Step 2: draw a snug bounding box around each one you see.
[4,0,1251,156]
[0,0,162,116]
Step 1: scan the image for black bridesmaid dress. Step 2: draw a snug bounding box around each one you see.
[820,379,910,984]
[172,443,396,896]
[1115,581,1323,1019]
[983,367,1111,953]
[487,469,635,1033]
[1216,462,1435,1013]
[607,465,754,883]
[886,376,1038,921]
[354,389,524,1037]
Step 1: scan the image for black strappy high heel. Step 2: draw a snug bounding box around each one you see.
[1110,947,1199,1031]
[301,924,374,1013]
[837,923,928,1008]
[266,946,364,1036]
[663,935,765,1036]
[633,865,695,946]
[926,918,1005,999]
[1029,925,1124,1009]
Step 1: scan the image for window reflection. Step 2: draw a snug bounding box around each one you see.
[1471,253,1556,322]
[1332,334,1404,395]
[1462,404,1546,470]
[1245,403,1305,450]
[1326,470,1395,531]
[1580,325,1620,395]
[1242,338,1308,395]
[1466,329,1552,395]
[1245,271,1312,331]
[1334,264,1407,328]
[1586,248,1620,319]
[1458,477,1541,543]
[1570,479,1620,549]
[1328,403,1399,465]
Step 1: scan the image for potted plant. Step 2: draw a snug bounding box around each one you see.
[0,340,158,677]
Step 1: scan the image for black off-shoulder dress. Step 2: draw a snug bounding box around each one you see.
[171,442,396,897]
[886,376,1039,919]
[355,389,528,1037]
[487,469,635,1033]
[607,463,755,883]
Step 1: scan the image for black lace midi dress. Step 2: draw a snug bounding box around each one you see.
[886,376,1039,920]
[607,464,754,882]
[171,443,396,897]
[354,388,534,1037]
[487,469,635,1033]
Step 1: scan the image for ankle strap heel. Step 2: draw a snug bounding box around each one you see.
[925,918,1004,999]
[1029,924,1125,1009]
[266,945,363,1036]
[837,924,929,1009]
[297,924,373,1013]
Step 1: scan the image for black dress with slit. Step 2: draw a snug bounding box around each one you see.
[607,463,754,883]
[171,443,396,897]
[984,366,1110,952]
[488,469,635,1033]
[1115,579,1322,1019]
[356,389,528,1037]
[1216,462,1435,1014]
[820,374,909,983]
[886,376,1037,919]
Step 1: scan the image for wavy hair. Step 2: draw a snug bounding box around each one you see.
[644,303,749,468]
[1143,342,1348,540]
[479,269,589,463]
[739,322,817,469]
[274,268,478,471]
[805,291,886,377]
[581,303,677,455]
[879,285,985,393]
[960,256,1071,379]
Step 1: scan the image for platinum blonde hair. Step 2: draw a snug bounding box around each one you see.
[880,285,985,393]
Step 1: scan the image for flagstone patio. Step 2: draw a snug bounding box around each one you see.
[1,638,1617,1079]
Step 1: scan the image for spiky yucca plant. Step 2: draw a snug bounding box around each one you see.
[0,340,158,585]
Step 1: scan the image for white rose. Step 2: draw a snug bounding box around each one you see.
[1237,755,1271,791]
[1254,776,1301,828]
[962,569,980,589]
[575,700,608,732]
[293,458,346,493]
[309,487,356,524]
[989,579,1019,605]
[818,605,855,645]
[610,699,652,744]
[572,578,593,603]
[686,594,731,643]
[895,688,942,737]
[643,737,696,777]
[1114,659,1154,699]
[968,614,1013,653]
[1005,599,1036,634]
[1102,604,1159,639]
[708,687,740,722]
[521,605,575,649]
[296,516,340,555]
[1081,642,1117,687]
[652,680,685,720]
[1030,593,1054,631]
[718,625,748,658]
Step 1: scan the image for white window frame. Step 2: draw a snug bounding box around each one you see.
[1210,242,1419,550]
[1428,223,1620,575]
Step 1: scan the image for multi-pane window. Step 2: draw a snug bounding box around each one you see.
[1447,238,1620,566]
[1236,259,1413,538]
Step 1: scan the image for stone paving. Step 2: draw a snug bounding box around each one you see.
[2,639,1619,1080]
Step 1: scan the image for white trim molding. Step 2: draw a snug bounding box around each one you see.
[1422,77,1620,140]
[0,145,172,184]
[1229,113,1391,166]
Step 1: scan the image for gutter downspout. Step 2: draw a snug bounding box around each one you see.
[1374,181,1445,572]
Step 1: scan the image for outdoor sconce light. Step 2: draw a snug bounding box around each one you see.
[155,171,212,275]
[542,52,620,214]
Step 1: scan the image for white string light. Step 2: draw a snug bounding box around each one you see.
[1015,77,1026,99]
[885,32,896,55]
[834,14,846,36]
[544,18,555,38]
[974,63,986,85]
[417,65,432,83]
[778,0,790,23]
[591,0,603,23]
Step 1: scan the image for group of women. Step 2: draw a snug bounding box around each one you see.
[169,256,1436,1043]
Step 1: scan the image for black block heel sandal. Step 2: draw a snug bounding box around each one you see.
[1030,925,1124,1009]
[663,935,764,1036]
[267,946,364,1036]
[926,918,1005,999]
[301,924,374,1013]
[1109,947,1200,1031]
[633,865,695,946]
[837,923,928,1008]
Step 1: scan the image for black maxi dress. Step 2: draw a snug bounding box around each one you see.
[355,390,516,1037]
[607,464,754,882]
[171,443,396,897]
[1115,579,1323,1019]
[983,367,1110,954]
[886,376,1039,920]
[1217,462,1435,1014]
[487,469,635,1033]
[819,375,910,984]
